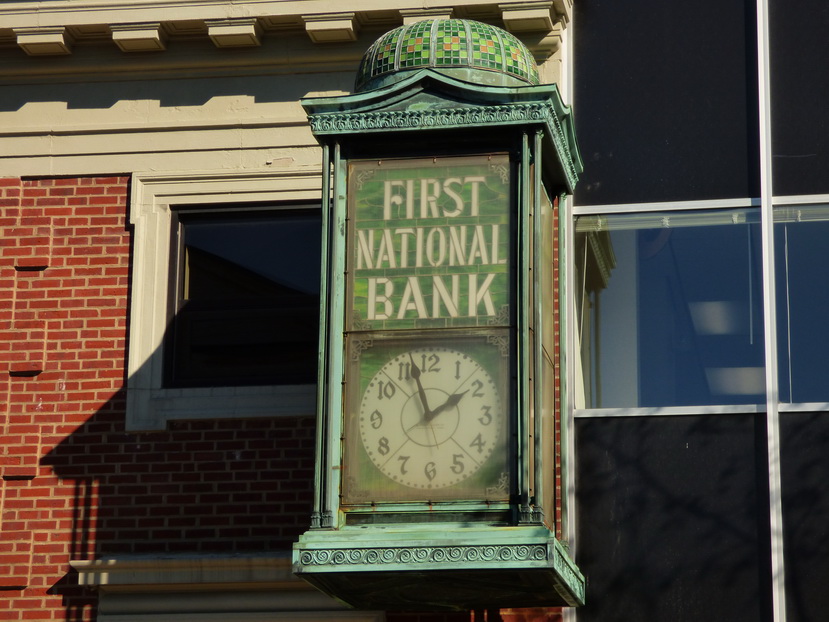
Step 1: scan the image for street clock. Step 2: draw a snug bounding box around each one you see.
[293,18,585,612]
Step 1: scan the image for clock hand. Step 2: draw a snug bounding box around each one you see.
[426,390,468,421]
[409,353,433,419]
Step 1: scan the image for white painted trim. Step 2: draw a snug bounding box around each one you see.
[772,193,829,206]
[779,402,829,412]
[126,167,321,431]
[574,404,765,419]
[572,196,759,216]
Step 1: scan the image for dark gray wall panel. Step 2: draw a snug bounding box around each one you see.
[769,1,829,196]
[573,0,760,205]
[780,413,829,622]
[575,415,772,622]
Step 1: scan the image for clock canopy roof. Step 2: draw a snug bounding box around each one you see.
[355,18,540,92]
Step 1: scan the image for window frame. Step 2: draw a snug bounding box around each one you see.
[567,197,766,420]
[126,170,322,431]
[773,192,829,413]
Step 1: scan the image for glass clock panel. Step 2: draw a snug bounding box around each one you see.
[347,154,513,332]
[342,330,511,504]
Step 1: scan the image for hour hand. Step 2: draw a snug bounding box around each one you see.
[409,353,432,419]
[428,390,468,421]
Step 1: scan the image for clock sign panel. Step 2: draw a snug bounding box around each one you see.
[343,332,510,504]
[347,155,512,331]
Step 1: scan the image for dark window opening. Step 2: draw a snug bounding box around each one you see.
[166,206,321,388]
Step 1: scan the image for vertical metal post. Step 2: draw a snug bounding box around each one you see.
[532,129,545,524]
[756,0,787,618]
[518,132,532,523]
[311,143,332,529]
[322,141,347,528]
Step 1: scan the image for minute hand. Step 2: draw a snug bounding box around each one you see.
[426,390,468,422]
[409,353,433,419]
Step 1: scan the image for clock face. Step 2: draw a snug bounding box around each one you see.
[357,344,503,492]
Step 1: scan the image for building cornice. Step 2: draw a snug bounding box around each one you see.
[0,0,570,58]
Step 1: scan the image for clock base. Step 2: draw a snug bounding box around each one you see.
[292,526,584,611]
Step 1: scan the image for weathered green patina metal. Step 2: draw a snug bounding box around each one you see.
[294,18,584,612]
[305,68,581,193]
[295,526,584,610]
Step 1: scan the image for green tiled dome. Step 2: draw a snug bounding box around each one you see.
[355,19,540,92]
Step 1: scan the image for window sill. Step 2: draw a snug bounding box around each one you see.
[126,384,316,431]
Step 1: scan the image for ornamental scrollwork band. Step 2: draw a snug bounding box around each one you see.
[299,543,549,568]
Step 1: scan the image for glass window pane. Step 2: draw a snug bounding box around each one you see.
[575,209,765,408]
[770,0,829,196]
[168,208,321,387]
[576,415,772,622]
[775,206,829,403]
[573,0,760,205]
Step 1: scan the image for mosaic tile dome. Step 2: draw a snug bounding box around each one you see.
[355,19,540,92]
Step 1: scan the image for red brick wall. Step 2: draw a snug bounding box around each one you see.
[0,176,317,620]
[0,175,565,622]
[552,198,562,538]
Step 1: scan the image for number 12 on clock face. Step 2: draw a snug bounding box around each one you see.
[343,335,510,504]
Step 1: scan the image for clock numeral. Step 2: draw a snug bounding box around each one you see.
[377,380,396,400]
[420,353,441,373]
[377,436,390,456]
[398,455,409,474]
[398,361,411,381]
[424,461,437,481]
[450,454,465,474]
[478,405,492,425]
[471,379,485,398]
[470,433,486,454]
[455,360,461,380]
[370,409,383,429]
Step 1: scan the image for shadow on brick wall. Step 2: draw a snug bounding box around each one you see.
[40,389,317,618]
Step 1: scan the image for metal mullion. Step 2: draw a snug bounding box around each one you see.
[322,141,348,528]
[517,131,532,523]
[532,130,545,523]
[311,143,332,529]
[756,0,788,618]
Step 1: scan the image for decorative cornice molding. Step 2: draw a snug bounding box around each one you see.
[552,538,585,604]
[307,100,580,190]
[0,0,570,58]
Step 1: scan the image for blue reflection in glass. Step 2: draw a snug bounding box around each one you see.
[775,210,829,403]
[577,210,765,408]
